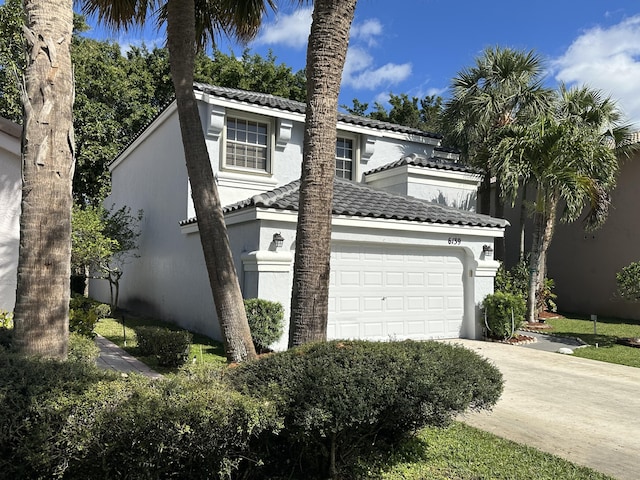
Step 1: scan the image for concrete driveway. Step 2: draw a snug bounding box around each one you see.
[452,339,640,480]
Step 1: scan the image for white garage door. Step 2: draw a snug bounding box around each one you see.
[328,243,465,340]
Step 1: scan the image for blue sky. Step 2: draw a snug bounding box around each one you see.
[85,0,640,127]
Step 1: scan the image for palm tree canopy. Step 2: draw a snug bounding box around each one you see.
[494,85,629,230]
[82,0,277,48]
[442,46,553,164]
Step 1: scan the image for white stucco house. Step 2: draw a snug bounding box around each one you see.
[0,117,21,313]
[92,84,507,349]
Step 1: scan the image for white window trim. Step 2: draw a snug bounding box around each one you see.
[336,131,360,181]
[221,110,275,176]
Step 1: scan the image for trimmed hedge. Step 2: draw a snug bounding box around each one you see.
[135,326,192,367]
[244,298,284,352]
[482,291,526,339]
[225,340,503,479]
[0,351,278,479]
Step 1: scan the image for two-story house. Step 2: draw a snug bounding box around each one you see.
[91,84,507,349]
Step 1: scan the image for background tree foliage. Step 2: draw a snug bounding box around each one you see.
[343,92,443,133]
[0,0,305,206]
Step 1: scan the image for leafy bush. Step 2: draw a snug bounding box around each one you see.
[0,310,13,329]
[225,340,503,479]
[69,295,111,338]
[244,298,284,352]
[135,326,192,367]
[495,259,529,298]
[0,349,278,480]
[0,311,13,349]
[537,277,557,313]
[482,291,526,339]
[68,332,101,364]
[616,261,640,302]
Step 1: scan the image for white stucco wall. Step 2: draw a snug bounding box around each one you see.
[190,97,441,211]
[0,120,21,313]
[365,165,482,212]
[92,107,225,337]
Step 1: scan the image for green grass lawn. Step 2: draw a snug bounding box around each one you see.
[94,313,227,373]
[547,314,640,368]
[377,422,612,480]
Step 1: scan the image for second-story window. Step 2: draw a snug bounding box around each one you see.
[336,137,354,180]
[226,117,269,172]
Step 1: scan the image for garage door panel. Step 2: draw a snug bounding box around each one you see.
[363,271,383,286]
[385,296,404,310]
[339,297,360,311]
[329,243,465,340]
[406,272,424,286]
[363,296,383,312]
[406,296,425,310]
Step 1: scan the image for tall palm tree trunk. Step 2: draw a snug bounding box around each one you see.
[518,183,528,261]
[13,0,74,359]
[527,192,557,322]
[166,0,255,362]
[289,0,357,348]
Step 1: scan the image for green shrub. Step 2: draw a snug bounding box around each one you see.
[0,311,13,349]
[0,349,277,479]
[135,326,192,367]
[69,295,111,338]
[482,291,526,339]
[495,259,529,298]
[0,310,13,329]
[225,340,503,479]
[616,261,640,302]
[68,332,100,364]
[244,298,284,352]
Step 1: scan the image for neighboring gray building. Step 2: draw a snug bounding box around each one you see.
[92,85,507,349]
[0,117,21,313]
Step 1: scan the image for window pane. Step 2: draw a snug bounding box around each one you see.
[335,137,353,180]
[226,116,269,171]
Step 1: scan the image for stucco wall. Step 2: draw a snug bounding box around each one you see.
[0,123,21,312]
[546,155,640,320]
[191,99,439,210]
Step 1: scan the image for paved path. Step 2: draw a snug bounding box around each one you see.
[453,339,640,480]
[95,334,162,379]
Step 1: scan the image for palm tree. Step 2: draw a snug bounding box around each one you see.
[442,46,552,260]
[288,0,358,348]
[12,0,75,359]
[495,84,629,322]
[83,0,278,362]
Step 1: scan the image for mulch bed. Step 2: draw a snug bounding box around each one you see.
[616,337,640,348]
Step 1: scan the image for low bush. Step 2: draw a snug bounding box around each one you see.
[69,295,111,338]
[0,349,278,479]
[244,298,284,352]
[0,311,13,349]
[135,326,192,367]
[616,260,640,303]
[495,259,529,298]
[482,291,526,339]
[68,332,101,364]
[225,340,503,479]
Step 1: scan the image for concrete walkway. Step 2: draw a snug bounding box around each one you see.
[95,334,162,379]
[453,339,640,480]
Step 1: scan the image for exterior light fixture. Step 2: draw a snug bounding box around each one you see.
[482,244,494,255]
[272,232,284,249]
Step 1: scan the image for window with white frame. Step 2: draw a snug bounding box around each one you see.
[336,136,354,180]
[225,116,270,172]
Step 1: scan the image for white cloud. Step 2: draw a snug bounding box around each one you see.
[342,46,412,90]
[253,7,312,50]
[553,15,640,127]
[253,11,411,93]
[351,19,383,46]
